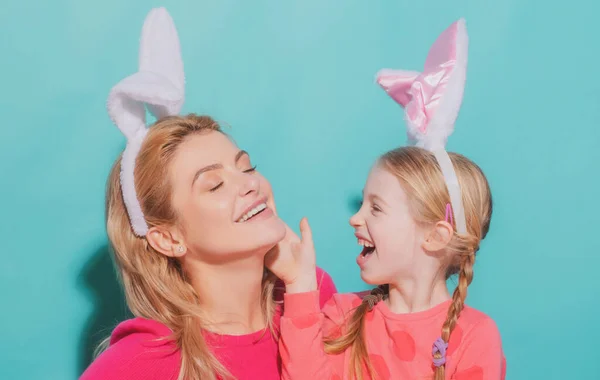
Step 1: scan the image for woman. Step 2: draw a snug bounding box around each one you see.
[80,8,336,380]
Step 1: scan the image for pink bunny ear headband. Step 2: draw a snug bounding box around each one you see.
[107,8,185,236]
[376,18,469,234]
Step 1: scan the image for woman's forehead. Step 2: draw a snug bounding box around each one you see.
[177,132,239,162]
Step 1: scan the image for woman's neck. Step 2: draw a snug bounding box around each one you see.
[186,253,267,335]
[386,271,451,314]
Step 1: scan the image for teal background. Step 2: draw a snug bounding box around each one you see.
[1,0,598,379]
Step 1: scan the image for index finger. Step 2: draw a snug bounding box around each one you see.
[299,217,313,246]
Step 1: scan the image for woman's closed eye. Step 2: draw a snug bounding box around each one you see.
[207,165,255,192]
[209,182,224,192]
[243,165,257,174]
[205,165,256,192]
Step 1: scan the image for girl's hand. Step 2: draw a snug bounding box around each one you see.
[265,218,317,293]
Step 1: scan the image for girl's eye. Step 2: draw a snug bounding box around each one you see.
[371,204,382,214]
[209,182,224,192]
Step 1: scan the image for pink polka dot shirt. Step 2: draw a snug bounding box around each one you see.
[279,291,506,380]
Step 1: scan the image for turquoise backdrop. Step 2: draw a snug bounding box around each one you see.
[1,1,598,379]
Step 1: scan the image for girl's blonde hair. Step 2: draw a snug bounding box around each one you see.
[101,114,278,380]
[324,146,492,380]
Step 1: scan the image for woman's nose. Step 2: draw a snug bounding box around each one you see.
[239,172,260,197]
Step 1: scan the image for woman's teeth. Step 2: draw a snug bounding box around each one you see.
[237,203,267,223]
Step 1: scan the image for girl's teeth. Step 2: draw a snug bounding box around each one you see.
[357,239,375,248]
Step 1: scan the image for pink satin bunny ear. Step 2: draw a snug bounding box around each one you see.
[106,7,185,236]
[376,19,469,235]
[376,18,468,151]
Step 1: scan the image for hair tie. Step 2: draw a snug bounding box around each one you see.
[432,337,449,367]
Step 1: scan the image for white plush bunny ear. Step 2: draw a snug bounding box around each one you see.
[138,7,185,119]
[107,7,185,236]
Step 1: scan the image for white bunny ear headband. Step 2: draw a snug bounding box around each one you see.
[107,7,185,236]
[376,19,469,234]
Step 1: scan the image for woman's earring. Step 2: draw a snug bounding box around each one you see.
[177,245,185,254]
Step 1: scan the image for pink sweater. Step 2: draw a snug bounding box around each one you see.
[80,268,336,380]
[280,291,506,380]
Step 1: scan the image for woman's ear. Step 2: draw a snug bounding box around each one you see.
[146,226,187,258]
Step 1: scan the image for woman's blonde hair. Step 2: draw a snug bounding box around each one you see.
[324,146,492,380]
[102,114,278,380]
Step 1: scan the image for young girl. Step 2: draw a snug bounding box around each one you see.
[277,19,506,380]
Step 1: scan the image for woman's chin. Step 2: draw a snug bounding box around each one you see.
[242,218,287,255]
[260,218,287,248]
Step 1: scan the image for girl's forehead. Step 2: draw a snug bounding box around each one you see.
[365,167,409,203]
